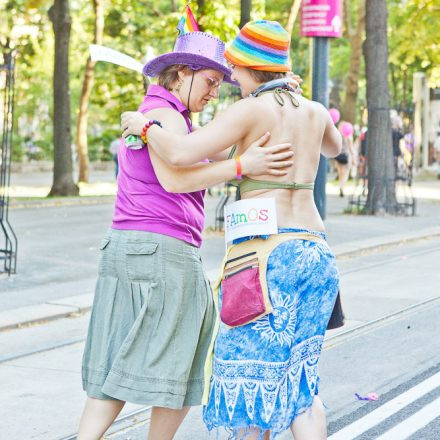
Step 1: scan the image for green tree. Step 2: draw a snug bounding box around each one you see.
[285,0,302,36]
[76,0,104,183]
[48,0,78,196]
[341,0,365,124]
[240,0,252,28]
[266,0,311,92]
[388,0,440,112]
[1,1,54,160]
[364,0,396,214]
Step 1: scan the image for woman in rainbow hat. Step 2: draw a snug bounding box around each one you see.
[122,20,341,440]
[78,15,294,440]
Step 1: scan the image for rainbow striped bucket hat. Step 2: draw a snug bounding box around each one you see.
[224,20,291,72]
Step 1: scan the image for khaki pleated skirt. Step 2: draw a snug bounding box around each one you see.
[82,229,214,409]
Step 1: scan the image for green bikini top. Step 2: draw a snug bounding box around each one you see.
[228,86,314,194]
[228,147,315,195]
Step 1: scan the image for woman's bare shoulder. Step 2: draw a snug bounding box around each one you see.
[295,96,331,121]
[214,96,262,127]
[222,96,261,113]
[294,94,321,109]
[252,92,323,114]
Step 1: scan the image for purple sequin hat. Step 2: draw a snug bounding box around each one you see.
[143,32,237,85]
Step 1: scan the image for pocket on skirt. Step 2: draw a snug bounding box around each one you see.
[100,237,110,250]
[98,237,112,275]
[125,241,159,281]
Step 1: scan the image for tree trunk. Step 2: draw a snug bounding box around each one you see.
[239,0,252,29]
[76,0,104,183]
[364,0,396,214]
[286,0,302,35]
[342,0,365,124]
[171,0,177,12]
[48,0,78,196]
[330,77,343,109]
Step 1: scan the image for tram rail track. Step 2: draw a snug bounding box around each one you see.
[4,241,440,440]
[57,293,440,440]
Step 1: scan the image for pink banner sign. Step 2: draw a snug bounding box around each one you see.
[300,0,343,38]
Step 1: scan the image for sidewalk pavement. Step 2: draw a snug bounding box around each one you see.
[1,169,439,332]
[6,168,440,203]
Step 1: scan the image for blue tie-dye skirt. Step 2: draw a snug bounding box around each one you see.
[203,228,340,439]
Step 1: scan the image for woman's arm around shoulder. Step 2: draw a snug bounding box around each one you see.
[147,97,259,166]
[122,106,293,193]
[151,133,294,193]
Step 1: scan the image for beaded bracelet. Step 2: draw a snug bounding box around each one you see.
[140,120,163,144]
[235,155,243,180]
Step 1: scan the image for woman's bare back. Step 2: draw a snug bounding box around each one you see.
[236,93,328,231]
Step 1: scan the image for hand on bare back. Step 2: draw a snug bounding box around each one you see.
[241,132,294,176]
[120,112,293,175]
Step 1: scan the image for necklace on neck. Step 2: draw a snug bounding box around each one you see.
[249,79,296,97]
[249,79,300,107]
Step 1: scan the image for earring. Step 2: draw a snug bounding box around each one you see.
[174,79,183,92]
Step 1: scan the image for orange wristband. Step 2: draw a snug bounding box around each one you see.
[235,155,242,180]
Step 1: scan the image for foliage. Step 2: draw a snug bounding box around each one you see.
[388,0,440,112]
[88,127,119,161]
[2,0,439,162]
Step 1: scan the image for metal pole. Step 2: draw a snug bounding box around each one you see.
[0,50,18,274]
[312,37,329,220]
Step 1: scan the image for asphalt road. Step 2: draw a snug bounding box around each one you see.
[2,194,440,311]
[1,237,439,439]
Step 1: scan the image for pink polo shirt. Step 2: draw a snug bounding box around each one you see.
[111,85,205,248]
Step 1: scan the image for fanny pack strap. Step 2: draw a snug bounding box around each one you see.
[202,232,326,404]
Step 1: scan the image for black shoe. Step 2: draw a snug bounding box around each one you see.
[339,189,344,197]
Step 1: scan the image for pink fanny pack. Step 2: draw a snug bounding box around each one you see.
[221,252,268,327]
[218,233,326,328]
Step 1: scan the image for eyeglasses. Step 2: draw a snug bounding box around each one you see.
[198,71,222,91]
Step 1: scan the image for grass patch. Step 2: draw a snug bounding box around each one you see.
[344,204,367,215]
